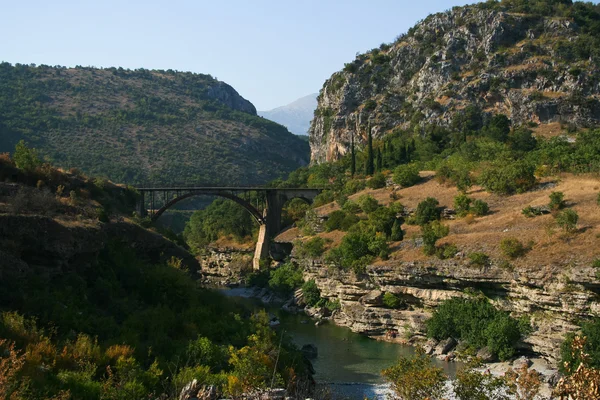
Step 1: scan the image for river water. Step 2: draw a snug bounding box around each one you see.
[221,288,459,399]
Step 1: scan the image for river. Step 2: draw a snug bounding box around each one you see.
[221,288,459,399]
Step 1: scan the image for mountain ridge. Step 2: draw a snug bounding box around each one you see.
[0,63,309,185]
[259,93,318,136]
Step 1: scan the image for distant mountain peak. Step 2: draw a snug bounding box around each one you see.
[259,93,318,136]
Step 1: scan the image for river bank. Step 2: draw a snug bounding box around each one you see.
[219,285,559,399]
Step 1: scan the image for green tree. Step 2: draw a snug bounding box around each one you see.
[483,114,511,142]
[13,140,41,171]
[556,208,578,232]
[365,126,374,175]
[382,349,447,400]
[390,219,404,241]
[393,164,421,187]
[421,221,449,255]
[350,133,356,177]
[414,197,441,226]
[301,280,321,307]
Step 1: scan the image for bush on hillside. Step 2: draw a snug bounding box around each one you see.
[469,252,490,267]
[421,221,449,255]
[393,164,421,187]
[478,161,536,195]
[294,236,327,258]
[367,172,387,189]
[454,194,472,217]
[471,199,489,216]
[500,238,527,259]
[413,197,441,226]
[324,210,360,232]
[383,292,403,309]
[549,191,566,211]
[556,209,579,233]
[357,194,380,214]
[326,224,389,274]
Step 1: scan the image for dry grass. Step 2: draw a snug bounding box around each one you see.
[531,122,567,138]
[286,172,600,278]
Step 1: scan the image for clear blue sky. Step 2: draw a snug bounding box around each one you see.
[0,0,593,110]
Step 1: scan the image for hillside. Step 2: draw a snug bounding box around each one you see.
[309,0,600,163]
[259,93,318,135]
[0,63,310,185]
[275,171,600,364]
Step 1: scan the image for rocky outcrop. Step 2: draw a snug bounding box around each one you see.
[205,81,257,115]
[198,247,254,286]
[310,5,600,163]
[300,258,599,365]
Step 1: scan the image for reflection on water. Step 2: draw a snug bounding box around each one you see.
[221,288,458,386]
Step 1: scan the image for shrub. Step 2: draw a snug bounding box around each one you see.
[421,221,449,255]
[382,349,447,400]
[357,194,380,214]
[469,252,490,267]
[561,318,600,373]
[556,209,579,233]
[471,200,489,216]
[367,172,386,189]
[393,164,421,187]
[426,297,527,361]
[294,236,327,258]
[324,210,359,232]
[390,219,404,241]
[413,197,441,226]
[326,227,389,274]
[342,200,362,214]
[268,262,303,295]
[13,140,41,172]
[549,191,566,211]
[478,161,536,195]
[312,190,335,207]
[301,280,321,307]
[454,194,472,217]
[522,205,543,218]
[10,187,61,216]
[383,292,402,309]
[500,238,526,259]
[436,243,458,260]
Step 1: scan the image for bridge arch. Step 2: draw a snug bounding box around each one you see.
[150,190,264,224]
[136,187,322,270]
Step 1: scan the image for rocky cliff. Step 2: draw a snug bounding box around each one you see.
[310,2,600,163]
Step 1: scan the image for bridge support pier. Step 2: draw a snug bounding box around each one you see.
[136,191,147,217]
[252,191,284,270]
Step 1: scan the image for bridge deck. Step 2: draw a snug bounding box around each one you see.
[135,187,320,191]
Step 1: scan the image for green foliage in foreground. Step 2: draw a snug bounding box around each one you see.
[393,163,422,187]
[426,297,529,361]
[0,243,308,398]
[561,317,600,374]
[382,349,447,400]
[555,208,579,232]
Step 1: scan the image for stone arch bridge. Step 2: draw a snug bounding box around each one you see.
[135,187,322,269]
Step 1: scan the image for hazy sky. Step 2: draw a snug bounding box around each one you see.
[0,1,594,110]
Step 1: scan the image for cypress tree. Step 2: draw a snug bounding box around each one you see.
[350,132,356,177]
[391,219,404,241]
[366,124,374,175]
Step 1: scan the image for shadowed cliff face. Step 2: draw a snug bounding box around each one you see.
[310,5,600,164]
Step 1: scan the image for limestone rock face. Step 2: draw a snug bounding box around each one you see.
[309,5,600,164]
[299,258,599,366]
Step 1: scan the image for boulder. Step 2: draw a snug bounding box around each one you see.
[512,356,533,370]
[434,337,457,355]
[359,289,383,306]
[476,346,496,363]
[423,338,438,355]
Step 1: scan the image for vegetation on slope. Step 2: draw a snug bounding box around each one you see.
[0,150,311,399]
[0,63,309,185]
